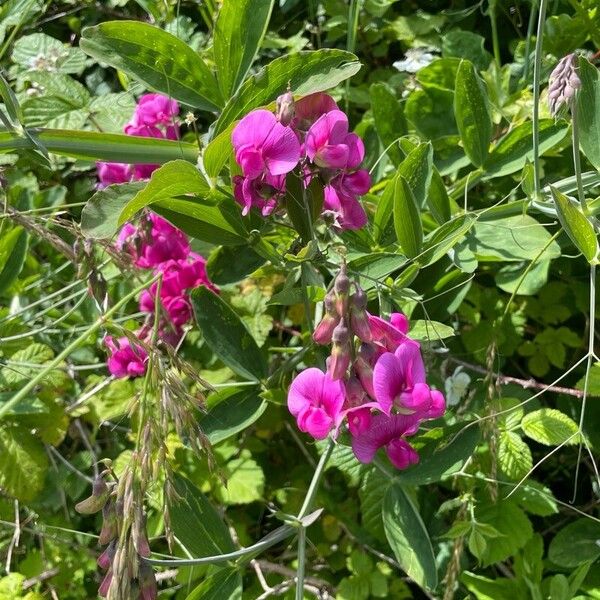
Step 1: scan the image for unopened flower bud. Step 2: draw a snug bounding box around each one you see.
[350,287,372,343]
[97,541,116,570]
[354,343,377,398]
[139,562,158,600]
[276,90,295,126]
[98,570,112,597]
[134,515,151,558]
[328,319,351,380]
[347,406,372,437]
[313,292,341,344]
[548,53,581,116]
[333,264,351,315]
[98,500,118,545]
[344,376,366,408]
[75,474,110,514]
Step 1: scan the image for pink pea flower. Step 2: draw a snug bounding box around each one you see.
[117,214,190,269]
[232,109,301,179]
[368,312,409,352]
[132,93,179,127]
[323,186,368,231]
[105,335,148,378]
[233,173,284,216]
[372,341,446,418]
[342,376,380,436]
[305,110,365,169]
[351,413,420,470]
[96,162,132,188]
[292,92,339,133]
[288,367,345,439]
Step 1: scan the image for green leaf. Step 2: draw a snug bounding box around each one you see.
[442,30,492,71]
[398,422,480,485]
[369,83,407,165]
[474,500,533,566]
[484,120,568,178]
[550,186,599,264]
[191,286,267,381]
[454,60,492,167]
[214,0,275,97]
[213,49,361,136]
[512,480,559,516]
[408,320,454,342]
[495,259,550,296]
[285,172,323,242]
[117,160,210,225]
[0,71,22,125]
[550,574,570,600]
[81,182,145,239]
[359,468,388,538]
[461,572,525,600]
[12,33,87,74]
[421,215,474,266]
[383,483,437,590]
[203,123,234,179]
[22,96,88,130]
[497,430,532,480]
[153,196,248,246]
[0,227,28,294]
[373,142,432,240]
[80,21,222,111]
[206,245,265,285]
[393,175,422,258]
[0,426,48,502]
[548,519,600,568]
[201,386,266,444]
[186,569,242,600]
[0,128,198,164]
[169,474,235,558]
[427,167,452,224]
[214,452,265,505]
[576,58,600,171]
[521,408,580,446]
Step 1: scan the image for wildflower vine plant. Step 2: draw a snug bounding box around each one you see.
[1,2,600,600]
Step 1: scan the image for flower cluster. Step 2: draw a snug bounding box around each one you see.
[287,265,446,470]
[105,213,216,378]
[75,472,156,600]
[231,91,371,230]
[97,93,179,187]
[548,53,580,116]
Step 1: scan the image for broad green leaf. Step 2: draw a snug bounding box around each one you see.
[461,572,525,600]
[442,30,492,71]
[359,468,388,538]
[408,320,455,342]
[81,182,145,239]
[0,71,22,124]
[495,259,550,296]
[398,422,480,485]
[428,167,452,223]
[369,82,407,165]
[0,393,47,417]
[521,408,580,446]
[186,569,242,600]
[201,386,266,444]
[214,0,275,97]
[153,196,248,246]
[474,500,533,566]
[80,21,223,111]
[550,186,599,264]
[285,172,323,241]
[471,215,561,262]
[393,176,422,258]
[347,253,406,291]
[12,33,87,74]
[420,215,474,266]
[203,123,234,179]
[484,120,567,179]
[213,49,361,136]
[191,286,267,381]
[549,519,600,568]
[207,245,265,285]
[405,87,457,140]
[454,60,492,167]
[22,96,88,130]
[170,475,235,557]
[512,480,559,516]
[576,58,600,171]
[383,483,437,590]
[118,160,210,224]
[0,426,48,502]
[498,430,532,480]
[214,452,265,505]
[374,142,432,240]
[0,129,198,164]
[0,227,28,294]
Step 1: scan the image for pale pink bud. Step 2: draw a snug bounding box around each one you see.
[98,570,112,597]
[328,319,351,380]
[334,264,350,316]
[139,562,158,600]
[313,292,340,344]
[98,500,117,545]
[354,343,377,398]
[548,53,581,116]
[350,287,372,342]
[276,90,295,126]
[97,541,116,570]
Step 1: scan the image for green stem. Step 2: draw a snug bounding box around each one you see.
[532,0,549,198]
[523,0,538,82]
[345,0,361,113]
[489,0,502,68]
[0,274,160,420]
[296,438,335,599]
[570,95,588,214]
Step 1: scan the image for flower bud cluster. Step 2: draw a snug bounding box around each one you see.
[548,53,581,116]
[287,264,447,470]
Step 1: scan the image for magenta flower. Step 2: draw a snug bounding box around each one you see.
[305,110,364,169]
[233,173,284,216]
[105,335,148,378]
[96,162,132,188]
[372,341,446,418]
[323,185,368,231]
[351,413,420,469]
[117,214,190,269]
[293,93,339,132]
[368,312,409,352]
[288,368,345,439]
[132,93,179,127]
[232,109,301,179]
